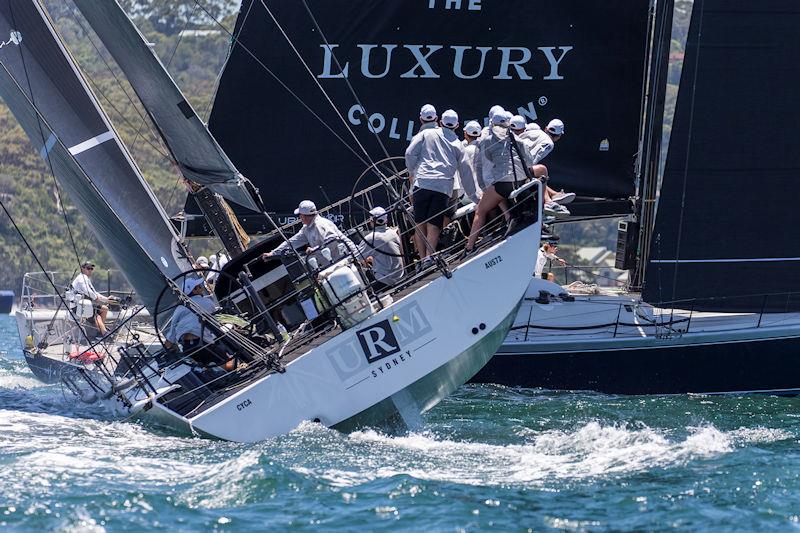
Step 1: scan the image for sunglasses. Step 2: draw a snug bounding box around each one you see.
[83,266,94,270]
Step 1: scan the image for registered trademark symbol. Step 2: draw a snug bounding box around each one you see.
[538,96,548,106]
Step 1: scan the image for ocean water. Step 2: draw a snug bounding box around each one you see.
[1,314,800,531]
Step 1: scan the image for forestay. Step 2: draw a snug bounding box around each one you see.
[73,0,262,212]
[0,1,192,312]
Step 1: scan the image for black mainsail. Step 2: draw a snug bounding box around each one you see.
[0,1,192,311]
[642,0,800,312]
[200,0,650,232]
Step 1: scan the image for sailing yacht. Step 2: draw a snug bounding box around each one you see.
[0,0,541,441]
[205,0,800,395]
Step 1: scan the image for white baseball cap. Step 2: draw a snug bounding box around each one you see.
[546,119,565,135]
[183,277,205,294]
[196,256,209,268]
[491,111,510,127]
[441,109,459,128]
[294,200,317,215]
[420,104,437,121]
[488,105,505,121]
[369,206,388,223]
[464,120,482,136]
[510,115,526,131]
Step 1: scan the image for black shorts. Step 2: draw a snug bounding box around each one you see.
[493,182,515,200]
[445,195,458,218]
[413,188,449,229]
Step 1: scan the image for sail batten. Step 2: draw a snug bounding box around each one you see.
[73,0,261,212]
[0,0,192,312]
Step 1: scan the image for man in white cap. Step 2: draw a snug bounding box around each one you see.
[357,206,404,290]
[262,200,355,261]
[405,105,465,265]
[522,118,574,212]
[466,111,541,253]
[163,276,226,367]
[71,260,117,337]
[459,120,484,203]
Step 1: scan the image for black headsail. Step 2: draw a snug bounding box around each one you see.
[0,1,193,312]
[642,0,800,312]
[201,0,650,233]
[72,0,263,256]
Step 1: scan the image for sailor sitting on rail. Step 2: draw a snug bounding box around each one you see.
[70,261,117,338]
[357,206,404,291]
[514,116,574,216]
[261,200,356,262]
[163,277,225,367]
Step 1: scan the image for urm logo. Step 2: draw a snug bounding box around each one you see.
[357,320,400,363]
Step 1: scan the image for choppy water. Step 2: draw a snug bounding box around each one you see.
[2,315,800,531]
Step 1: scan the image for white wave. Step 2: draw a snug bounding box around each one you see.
[304,421,779,488]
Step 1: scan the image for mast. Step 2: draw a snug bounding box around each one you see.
[628,0,675,290]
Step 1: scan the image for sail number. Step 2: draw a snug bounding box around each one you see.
[484,256,503,269]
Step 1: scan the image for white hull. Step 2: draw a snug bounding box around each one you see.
[110,221,541,442]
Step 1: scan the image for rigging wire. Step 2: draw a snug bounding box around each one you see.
[8,3,82,271]
[298,0,401,176]
[189,0,374,170]
[257,0,381,174]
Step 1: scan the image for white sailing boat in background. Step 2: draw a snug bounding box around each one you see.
[0,0,542,441]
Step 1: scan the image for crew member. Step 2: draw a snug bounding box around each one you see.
[163,277,226,367]
[459,120,483,203]
[535,242,566,279]
[71,261,116,337]
[358,206,404,291]
[405,104,464,266]
[465,112,534,253]
[520,118,574,214]
[262,200,355,261]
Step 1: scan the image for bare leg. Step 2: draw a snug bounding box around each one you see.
[499,200,511,221]
[467,186,504,250]
[95,305,109,336]
[413,222,430,259]
[426,224,442,253]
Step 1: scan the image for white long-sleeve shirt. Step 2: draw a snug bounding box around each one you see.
[357,225,404,285]
[164,294,218,344]
[535,248,558,278]
[273,215,356,258]
[405,125,464,196]
[521,127,555,164]
[459,140,482,203]
[479,128,535,186]
[71,273,107,303]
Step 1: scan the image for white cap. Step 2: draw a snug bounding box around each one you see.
[464,120,482,136]
[196,256,209,268]
[369,206,388,223]
[294,200,317,215]
[510,115,526,130]
[420,103,437,122]
[526,122,542,132]
[491,111,510,127]
[441,109,459,128]
[546,118,565,135]
[183,277,205,294]
[488,105,505,121]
